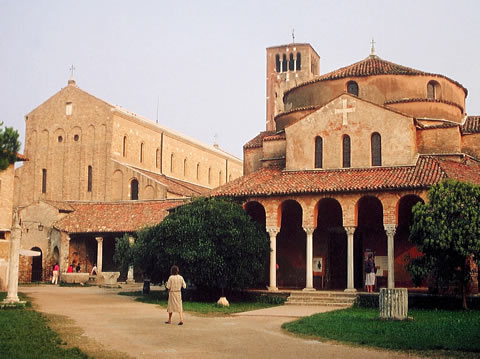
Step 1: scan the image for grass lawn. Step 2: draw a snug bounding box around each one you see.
[283,307,480,357]
[0,292,88,359]
[119,290,285,315]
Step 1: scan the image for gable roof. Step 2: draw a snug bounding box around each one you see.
[212,156,480,198]
[54,200,185,234]
[284,55,468,97]
[462,116,480,134]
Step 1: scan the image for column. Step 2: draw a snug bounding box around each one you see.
[96,237,103,274]
[267,227,279,291]
[385,225,396,289]
[344,226,356,293]
[127,236,135,283]
[303,227,315,291]
[4,220,22,304]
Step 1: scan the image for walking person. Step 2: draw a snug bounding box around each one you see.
[51,263,59,285]
[365,253,376,293]
[165,265,186,325]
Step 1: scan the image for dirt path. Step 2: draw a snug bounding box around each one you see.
[20,284,422,359]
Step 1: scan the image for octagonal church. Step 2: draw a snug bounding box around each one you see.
[214,42,480,292]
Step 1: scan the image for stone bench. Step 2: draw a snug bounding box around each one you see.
[61,273,90,284]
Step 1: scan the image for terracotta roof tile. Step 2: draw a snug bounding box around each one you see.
[54,200,185,234]
[285,55,467,97]
[385,98,464,113]
[264,132,286,141]
[462,116,480,134]
[244,131,276,149]
[212,156,480,198]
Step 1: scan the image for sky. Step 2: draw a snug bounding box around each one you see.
[1,0,479,159]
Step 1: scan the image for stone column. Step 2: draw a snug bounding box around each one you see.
[303,227,315,291]
[127,236,135,284]
[385,225,396,289]
[267,227,279,291]
[96,237,103,274]
[344,226,356,293]
[4,220,22,304]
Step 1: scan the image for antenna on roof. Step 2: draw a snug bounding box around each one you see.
[292,28,295,44]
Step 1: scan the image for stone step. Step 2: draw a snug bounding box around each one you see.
[285,291,357,307]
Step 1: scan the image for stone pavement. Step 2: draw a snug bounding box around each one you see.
[20,284,421,359]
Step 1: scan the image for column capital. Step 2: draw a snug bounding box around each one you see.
[344,226,356,235]
[266,227,279,236]
[303,227,315,235]
[384,224,396,236]
[95,236,103,243]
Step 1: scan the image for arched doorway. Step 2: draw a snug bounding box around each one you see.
[395,195,424,287]
[354,196,385,289]
[31,247,43,282]
[245,201,267,287]
[314,198,346,289]
[277,200,305,288]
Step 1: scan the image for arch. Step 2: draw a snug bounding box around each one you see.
[289,53,295,71]
[354,196,385,289]
[122,136,127,157]
[52,246,60,264]
[275,54,281,72]
[342,135,351,168]
[87,165,92,192]
[130,178,139,200]
[170,153,175,173]
[427,80,440,100]
[296,52,301,70]
[31,247,43,282]
[314,136,323,168]
[282,54,287,72]
[69,126,82,143]
[314,198,346,289]
[371,132,382,166]
[277,200,305,288]
[112,170,123,200]
[86,124,95,144]
[140,142,144,163]
[347,81,359,96]
[245,201,266,229]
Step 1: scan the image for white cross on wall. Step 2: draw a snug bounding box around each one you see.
[335,98,355,126]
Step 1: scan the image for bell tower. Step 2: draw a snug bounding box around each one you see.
[265,43,320,131]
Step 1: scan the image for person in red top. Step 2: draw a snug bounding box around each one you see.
[67,264,74,273]
[51,263,59,284]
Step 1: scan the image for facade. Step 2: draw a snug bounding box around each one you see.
[215,43,480,292]
[13,77,242,283]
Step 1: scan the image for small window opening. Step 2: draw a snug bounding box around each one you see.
[57,136,63,143]
[66,102,72,116]
[296,53,301,70]
[347,81,359,96]
[87,166,92,192]
[74,134,79,142]
[314,136,323,169]
[42,169,47,194]
[275,54,281,72]
[289,53,295,71]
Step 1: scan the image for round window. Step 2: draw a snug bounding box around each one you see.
[74,134,79,141]
[57,136,63,143]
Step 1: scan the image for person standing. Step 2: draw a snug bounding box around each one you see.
[365,253,376,293]
[51,263,59,284]
[165,265,186,325]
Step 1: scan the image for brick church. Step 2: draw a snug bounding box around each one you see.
[9,77,242,282]
[214,42,480,292]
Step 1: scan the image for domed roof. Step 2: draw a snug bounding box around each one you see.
[285,54,467,96]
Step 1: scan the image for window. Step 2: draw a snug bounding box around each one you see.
[427,80,440,99]
[196,163,200,180]
[282,54,287,72]
[347,81,359,96]
[343,135,351,168]
[289,53,294,71]
[314,136,323,169]
[219,171,222,185]
[87,166,92,192]
[74,134,79,141]
[57,136,63,143]
[275,54,281,72]
[296,53,301,70]
[208,167,212,184]
[371,132,382,166]
[66,102,72,116]
[183,158,187,177]
[122,136,127,157]
[156,148,160,169]
[131,179,139,200]
[140,142,144,163]
[42,169,47,193]
[170,153,175,173]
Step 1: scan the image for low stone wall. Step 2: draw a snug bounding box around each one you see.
[61,273,90,284]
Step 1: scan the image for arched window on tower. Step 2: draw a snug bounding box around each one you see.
[87,165,92,192]
[296,52,301,70]
[347,81,359,96]
[275,54,281,72]
[342,135,351,168]
[371,132,382,166]
[314,136,323,169]
[122,136,127,157]
[131,179,139,200]
[427,80,440,99]
[282,54,287,72]
[289,53,294,71]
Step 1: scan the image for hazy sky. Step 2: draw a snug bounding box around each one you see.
[1,0,479,158]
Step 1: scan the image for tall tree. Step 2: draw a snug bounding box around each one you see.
[0,122,21,171]
[409,179,480,309]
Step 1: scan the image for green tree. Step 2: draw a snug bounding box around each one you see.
[408,179,480,309]
[0,122,21,171]
[116,197,270,294]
